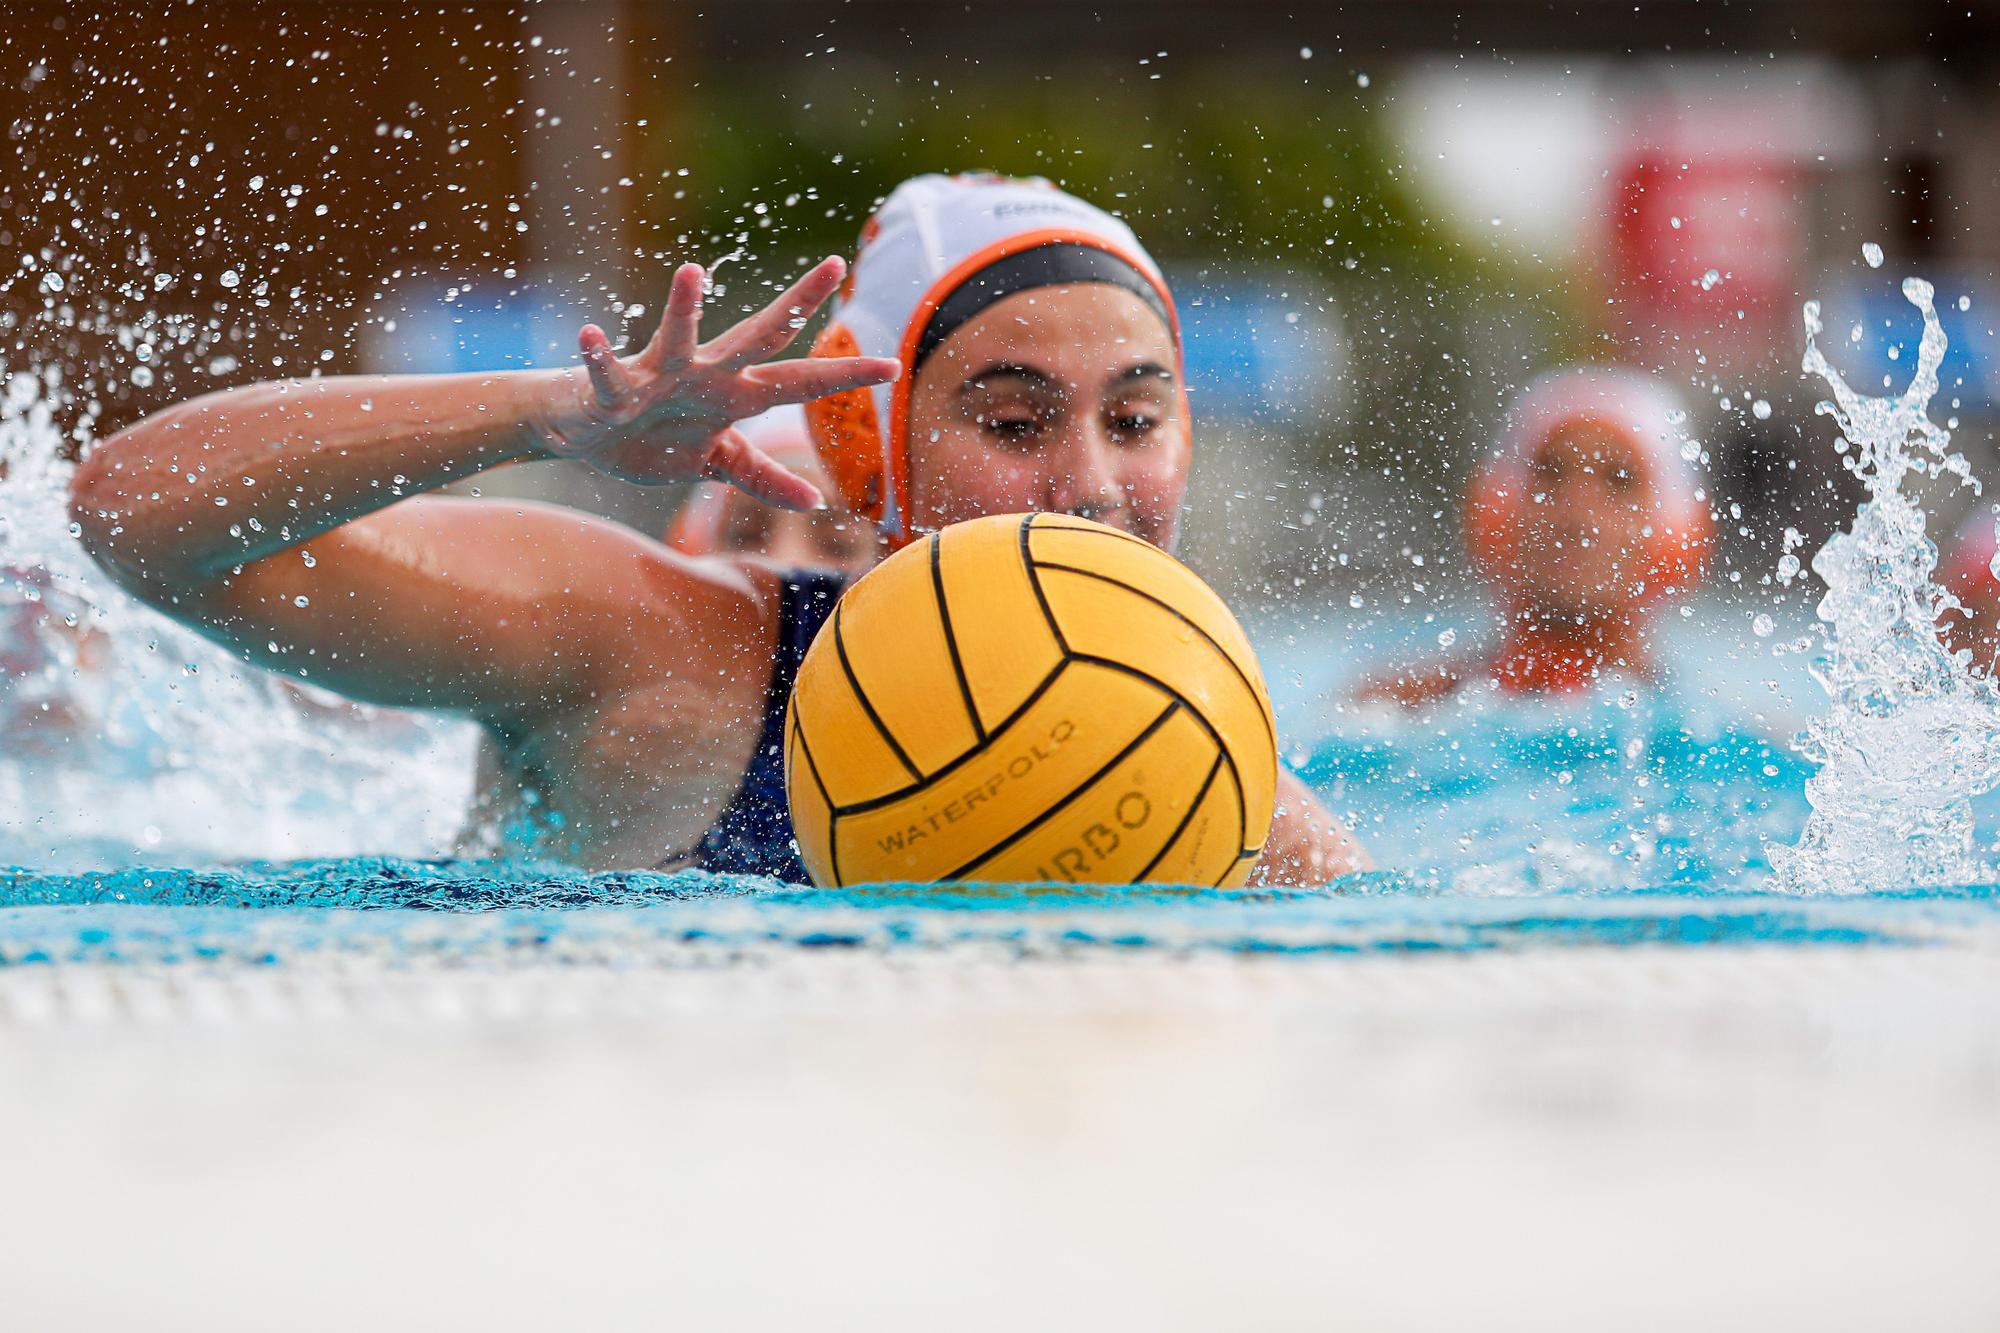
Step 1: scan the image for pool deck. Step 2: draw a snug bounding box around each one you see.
[4,944,1998,1330]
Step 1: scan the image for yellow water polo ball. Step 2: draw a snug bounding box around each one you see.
[784,512,1278,888]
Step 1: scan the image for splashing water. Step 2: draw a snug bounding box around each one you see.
[0,368,476,868]
[1774,277,2000,892]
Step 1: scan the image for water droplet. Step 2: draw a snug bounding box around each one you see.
[1436,627,1457,648]
[1700,269,1721,291]
[1861,241,1884,268]
[131,365,154,389]
[293,595,310,608]
[1356,72,1370,87]
[1752,399,1772,420]
[1299,46,1313,58]
[1752,613,1775,638]
[1348,593,1364,610]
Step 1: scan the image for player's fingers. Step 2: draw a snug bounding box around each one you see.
[738,353,900,411]
[705,256,848,370]
[578,325,633,407]
[642,262,706,370]
[701,428,826,511]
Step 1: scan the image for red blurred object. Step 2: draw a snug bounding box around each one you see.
[1604,88,1830,350]
[1609,151,1802,337]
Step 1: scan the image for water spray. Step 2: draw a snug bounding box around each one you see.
[1775,276,2000,892]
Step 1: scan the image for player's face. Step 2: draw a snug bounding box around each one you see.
[1512,420,1658,618]
[903,284,1189,550]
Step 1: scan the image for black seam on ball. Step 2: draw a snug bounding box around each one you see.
[788,711,840,885]
[828,658,1069,817]
[1027,517,1160,552]
[943,699,1184,883]
[833,603,923,784]
[1227,848,1264,889]
[1033,523,1270,876]
[789,710,834,810]
[1135,750,1225,884]
[1019,513,1070,654]
[1068,653,1249,868]
[1032,559,1279,761]
[930,530,988,745]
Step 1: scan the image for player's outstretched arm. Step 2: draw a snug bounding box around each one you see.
[69,257,898,721]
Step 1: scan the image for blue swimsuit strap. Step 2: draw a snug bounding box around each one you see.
[667,569,848,878]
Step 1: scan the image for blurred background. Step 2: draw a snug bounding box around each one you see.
[4,0,1998,618]
[12,12,2000,1326]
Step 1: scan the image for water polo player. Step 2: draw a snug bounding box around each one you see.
[71,172,1367,884]
[1358,366,1712,707]
[666,404,874,572]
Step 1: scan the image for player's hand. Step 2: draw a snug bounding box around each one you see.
[529,257,897,506]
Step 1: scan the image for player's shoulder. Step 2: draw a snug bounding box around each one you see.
[605,541,791,684]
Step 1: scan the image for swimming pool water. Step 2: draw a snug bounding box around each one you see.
[5,859,1997,969]
[5,610,2000,970]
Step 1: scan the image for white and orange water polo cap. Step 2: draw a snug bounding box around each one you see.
[804,172,1183,546]
[1466,366,1715,607]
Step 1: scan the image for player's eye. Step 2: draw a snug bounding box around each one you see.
[1109,411,1160,442]
[979,409,1049,450]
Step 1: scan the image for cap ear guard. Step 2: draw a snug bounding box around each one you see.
[1462,473,1518,592]
[804,322,889,527]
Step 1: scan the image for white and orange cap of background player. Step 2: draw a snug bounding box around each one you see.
[1465,366,1714,607]
[804,172,1182,546]
[668,405,822,555]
